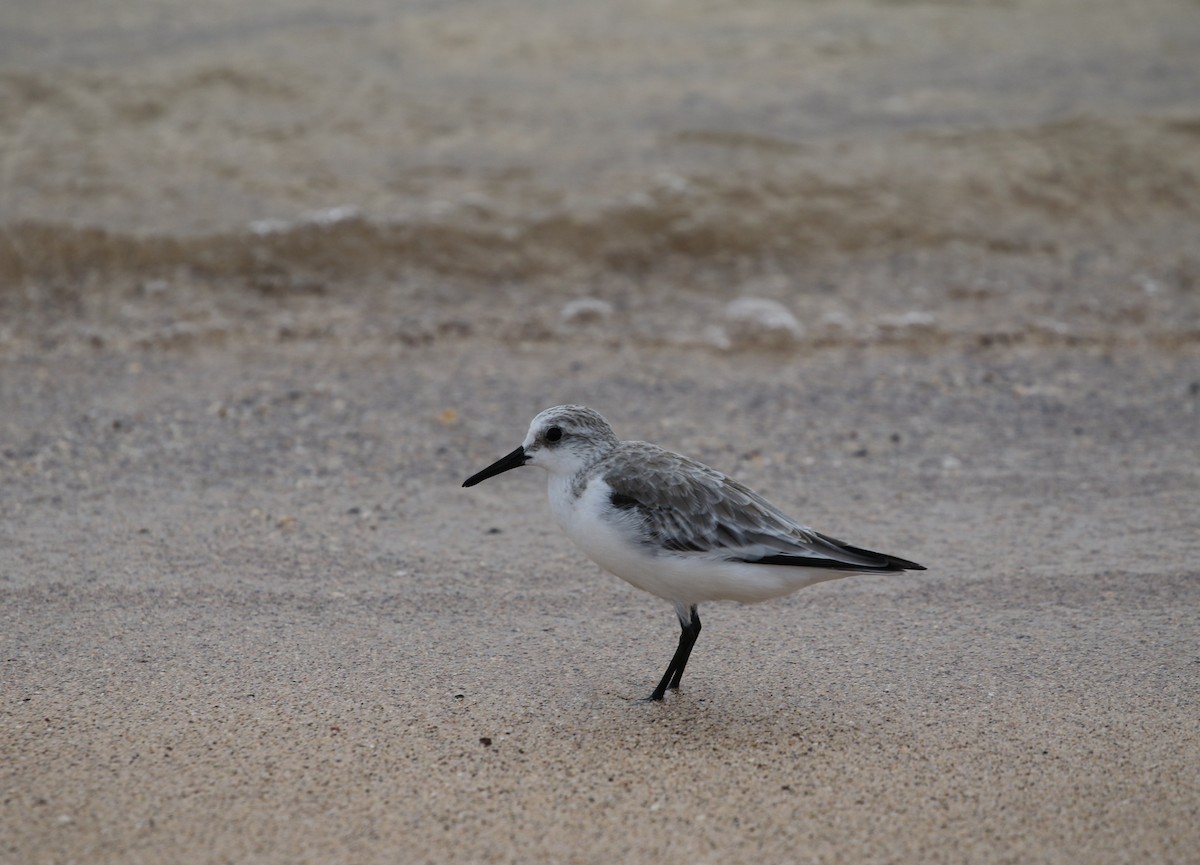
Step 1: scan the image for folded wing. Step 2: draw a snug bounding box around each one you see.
[603,443,924,573]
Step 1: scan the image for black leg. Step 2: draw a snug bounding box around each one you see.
[647,605,701,701]
[667,605,701,690]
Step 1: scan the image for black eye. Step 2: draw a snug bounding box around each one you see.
[545,426,563,443]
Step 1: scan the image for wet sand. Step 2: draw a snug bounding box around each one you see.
[3,0,1200,863]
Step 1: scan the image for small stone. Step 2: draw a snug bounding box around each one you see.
[303,205,362,227]
[878,311,937,331]
[560,298,614,325]
[722,298,803,349]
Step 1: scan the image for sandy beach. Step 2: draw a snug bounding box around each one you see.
[3,1,1199,863]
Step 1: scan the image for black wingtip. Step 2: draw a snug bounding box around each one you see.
[839,543,925,571]
[749,546,925,573]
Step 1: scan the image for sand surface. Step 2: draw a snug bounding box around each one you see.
[3,1,1200,863]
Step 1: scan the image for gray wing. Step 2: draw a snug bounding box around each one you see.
[602,442,922,572]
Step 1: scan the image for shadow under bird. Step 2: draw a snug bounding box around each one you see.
[463,405,925,701]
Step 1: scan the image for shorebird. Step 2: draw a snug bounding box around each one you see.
[463,405,924,701]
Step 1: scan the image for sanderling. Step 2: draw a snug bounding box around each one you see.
[463,405,924,701]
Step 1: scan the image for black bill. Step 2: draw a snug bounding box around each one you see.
[462,446,528,487]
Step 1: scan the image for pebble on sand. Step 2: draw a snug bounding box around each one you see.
[719,297,804,349]
[560,298,614,325]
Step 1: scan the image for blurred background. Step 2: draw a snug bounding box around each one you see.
[2,0,1198,350]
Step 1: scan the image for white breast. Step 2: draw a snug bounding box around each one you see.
[548,474,659,589]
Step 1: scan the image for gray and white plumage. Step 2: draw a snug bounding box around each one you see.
[463,404,924,700]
